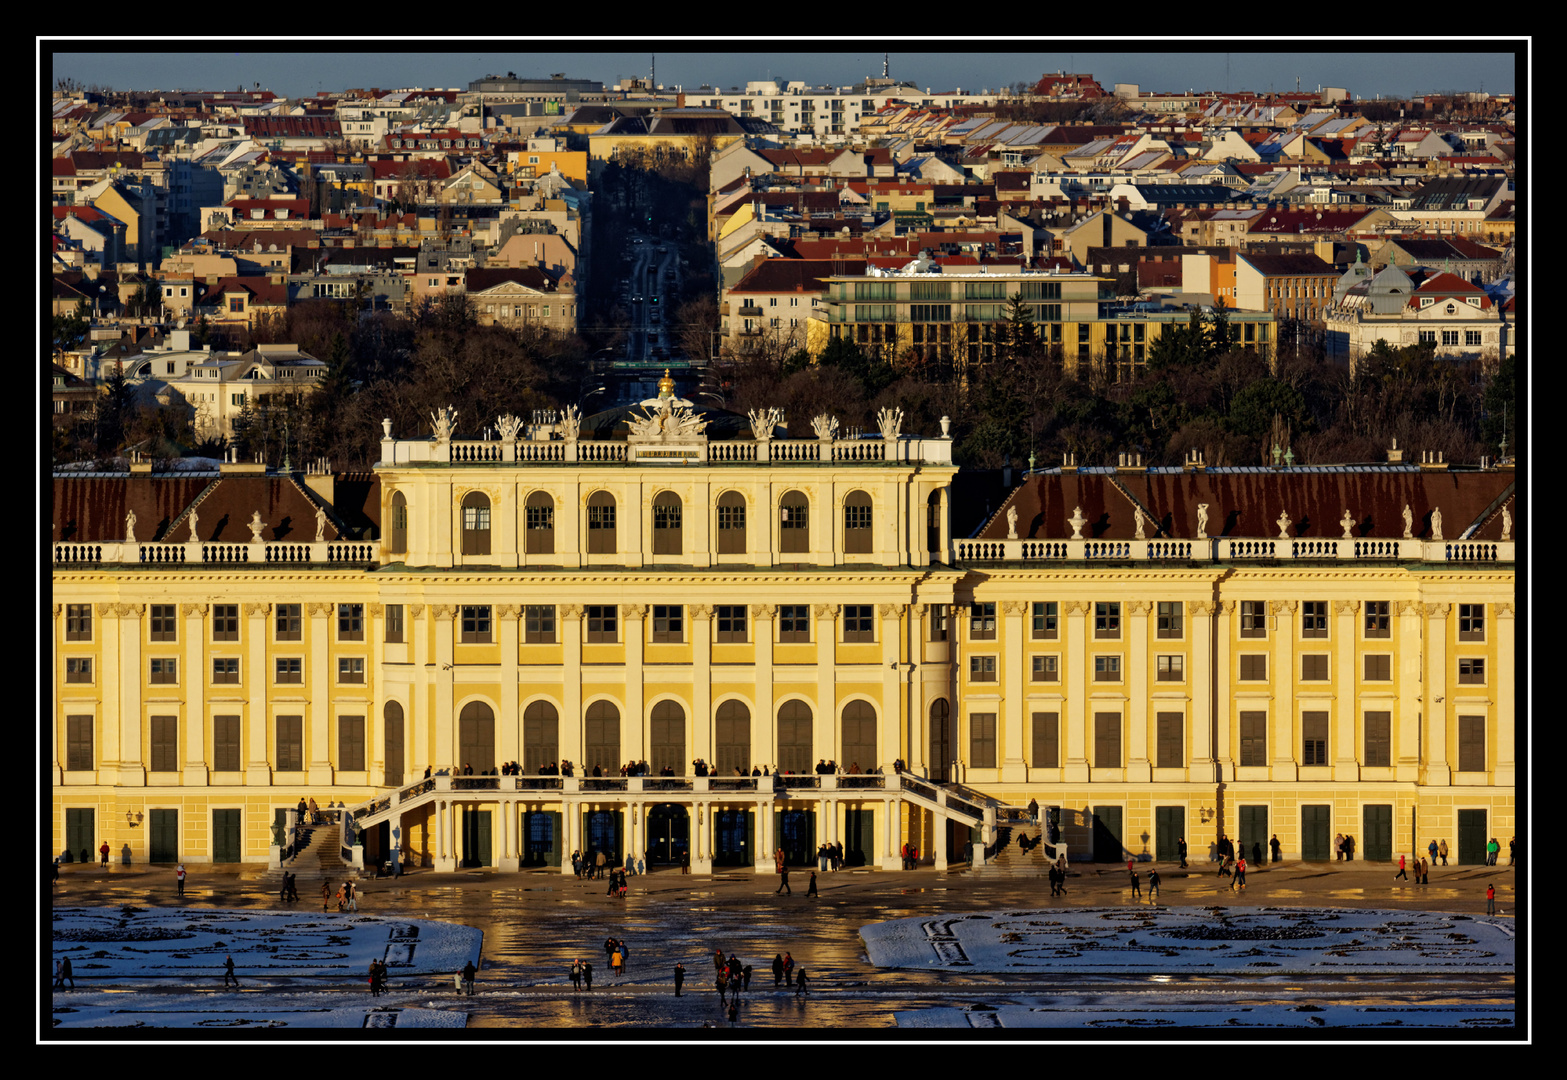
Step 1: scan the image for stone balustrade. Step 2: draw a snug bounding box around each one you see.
[52,540,380,566]
[949,537,1514,565]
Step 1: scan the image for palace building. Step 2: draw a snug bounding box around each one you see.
[51,382,1516,873]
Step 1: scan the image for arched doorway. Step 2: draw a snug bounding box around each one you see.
[929,699,951,782]
[646,803,689,865]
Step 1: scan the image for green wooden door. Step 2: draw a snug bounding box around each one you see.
[1239,805,1269,864]
[65,808,94,863]
[845,807,875,866]
[149,809,178,863]
[1155,806,1185,861]
[212,809,241,863]
[1363,805,1393,862]
[775,809,815,866]
[1301,804,1331,861]
[461,809,491,867]
[1457,809,1488,865]
[1092,805,1124,862]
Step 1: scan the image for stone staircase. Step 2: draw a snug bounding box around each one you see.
[266,822,359,887]
[972,822,1054,877]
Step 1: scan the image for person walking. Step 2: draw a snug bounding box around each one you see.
[1508,837,1516,866]
[1270,834,1282,863]
[322,882,332,911]
[806,869,818,898]
[727,998,739,1027]
[674,962,685,997]
[1487,837,1500,866]
[1419,857,1429,885]
[223,955,239,988]
[1335,833,1345,861]
[570,959,581,992]
[682,848,690,874]
[1129,869,1141,900]
[1428,839,1439,866]
[776,864,791,896]
[176,864,186,897]
[773,953,785,986]
[99,840,110,867]
[1028,798,1039,826]
[345,881,357,912]
[1395,853,1408,880]
[1235,855,1247,891]
[57,957,74,990]
[1177,837,1188,869]
[716,966,729,1005]
[582,961,593,991]
[1148,867,1161,901]
[460,960,476,996]
[1438,839,1449,866]
[795,968,808,997]
[595,849,607,879]
[611,946,623,980]
[783,952,794,986]
[1486,884,1496,915]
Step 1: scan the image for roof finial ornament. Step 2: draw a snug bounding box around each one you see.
[658,368,675,401]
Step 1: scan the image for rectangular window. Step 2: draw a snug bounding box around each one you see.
[1458,657,1485,684]
[1156,712,1183,768]
[586,605,618,643]
[1093,712,1121,768]
[213,715,241,772]
[843,605,874,643]
[1094,601,1121,639]
[276,715,303,771]
[275,603,302,641]
[338,715,365,771]
[1031,601,1058,640]
[212,657,239,684]
[1458,715,1486,772]
[651,605,685,643]
[715,605,747,643]
[1364,711,1391,768]
[1241,600,1267,638]
[66,658,92,683]
[524,605,556,644]
[1301,600,1328,639]
[1031,654,1058,682]
[1465,330,1483,347]
[67,715,93,771]
[1458,604,1485,641]
[1302,654,1329,681]
[969,602,996,640]
[275,657,302,684]
[150,657,178,684]
[212,604,238,642]
[969,655,997,682]
[150,715,178,772]
[1364,601,1390,638]
[1156,654,1184,681]
[384,604,404,644]
[150,604,177,642]
[778,604,811,643]
[969,712,997,769]
[1156,601,1183,639]
[338,603,364,641]
[461,605,492,644]
[1094,655,1121,682]
[1302,711,1329,766]
[1240,654,1268,681]
[1361,653,1391,681]
[338,657,365,684]
[1240,711,1267,767]
[1031,712,1059,768]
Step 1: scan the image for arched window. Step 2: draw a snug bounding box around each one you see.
[389,491,407,555]
[587,491,616,554]
[653,491,683,555]
[650,700,686,775]
[525,491,554,555]
[844,489,873,553]
[522,700,559,775]
[841,700,877,772]
[929,699,951,783]
[458,700,495,774]
[715,700,751,776]
[716,490,746,554]
[926,489,942,554]
[383,701,404,786]
[777,700,813,775]
[461,491,491,556]
[584,700,619,774]
[779,490,809,554]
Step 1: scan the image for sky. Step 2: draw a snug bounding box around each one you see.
[45,40,1522,102]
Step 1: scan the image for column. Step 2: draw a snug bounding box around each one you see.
[1494,602,1515,786]
[1214,600,1234,779]
[1189,601,1216,781]
[409,605,430,777]
[1063,600,1089,782]
[1126,600,1152,782]
[498,795,518,873]
[432,605,456,771]
[307,602,333,784]
[756,796,773,872]
[1000,600,1028,782]
[497,604,520,768]
[1423,602,1451,785]
[1270,600,1297,780]
[1334,599,1360,781]
[624,605,646,763]
[245,603,271,784]
[692,605,713,765]
[559,799,575,876]
[1393,599,1421,783]
[753,604,774,775]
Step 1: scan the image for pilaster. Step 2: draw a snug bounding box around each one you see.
[431,604,456,772]
[1000,600,1028,782]
[1063,600,1089,782]
[1125,599,1152,782]
[1214,600,1234,780]
[624,604,646,761]
[1393,599,1421,782]
[753,604,774,775]
[497,604,521,767]
[244,602,270,784]
[692,604,713,763]
[307,601,333,783]
[816,604,838,766]
[1188,601,1215,779]
[1423,601,1451,785]
[882,602,904,775]
[1494,602,1515,785]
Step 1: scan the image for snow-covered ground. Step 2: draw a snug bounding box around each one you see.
[50,906,482,1030]
[896,1002,1515,1030]
[861,907,1514,975]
